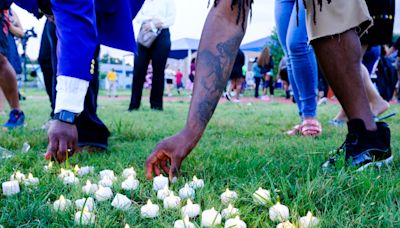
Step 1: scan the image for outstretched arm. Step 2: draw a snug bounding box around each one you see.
[146,0,250,180]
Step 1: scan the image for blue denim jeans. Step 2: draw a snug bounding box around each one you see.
[275,0,318,118]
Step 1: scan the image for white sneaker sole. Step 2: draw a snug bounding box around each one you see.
[356,155,394,172]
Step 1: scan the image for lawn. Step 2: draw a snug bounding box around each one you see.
[0,90,399,227]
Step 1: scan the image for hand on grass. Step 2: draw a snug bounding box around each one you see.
[45,120,78,163]
[146,130,197,181]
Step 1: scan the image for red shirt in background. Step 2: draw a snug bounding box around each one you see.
[176,71,183,85]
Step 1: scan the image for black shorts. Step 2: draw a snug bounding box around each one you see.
[280,68,288,82]
[166,79,173,84]
[0,14,8,56]
[176,83,183,89]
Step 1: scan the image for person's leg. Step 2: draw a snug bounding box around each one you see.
[0,54,19,111]
[269,78,274,95]
[275,0,302,115]
[234,78,242,100]
[128,44,151,110]
[254,77,260,98]
[76,46,110,149]
[150,29,171,110]
[286,0,318,120]
[313,31,376,130]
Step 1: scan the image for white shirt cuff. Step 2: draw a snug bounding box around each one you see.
[54,76,89,114]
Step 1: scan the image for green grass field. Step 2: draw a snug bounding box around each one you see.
[0,90,399,227]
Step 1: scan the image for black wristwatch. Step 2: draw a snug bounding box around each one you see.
[54,110,78,124]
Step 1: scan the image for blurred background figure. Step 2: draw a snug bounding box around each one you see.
[226,49,245,102]
[175,68,183,95]
[275,0,321,137]
[186,58,196,93]
[129,0,176,111]
[387,37,400,103]
[164,65,175,97]
[254,47,274,101]
[107,68,118,97]
[277,56,290,100]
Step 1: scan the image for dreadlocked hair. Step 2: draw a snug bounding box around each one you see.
[297,0,332,25]
[208,0,253,30]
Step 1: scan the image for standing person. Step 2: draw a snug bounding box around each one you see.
[263,71,275,97]
[187,58,196,93]
[226,49,245,102]
[278,57,290,99]
[275,0,321,136]
[128,0,176,111]
[252,57,263,98]
[107,68,118,97]
[0,5,25,129]
[164,66,174,97]
[256,47,274,101]
[146,0,392,179]
[175,68,183,95]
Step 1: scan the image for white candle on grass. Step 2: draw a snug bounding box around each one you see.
[163,192,181,209]
[174,216,196,228]
[121,176,139,191]
[111,193,132,210]
[82,180,99,195]
[221,204,240,219]
[269,202,290,222]
[95,186,113,201]
[74,207,95,225]
[179,184,195,199]
[122,167,137,179]
[253,187,271,205]
[10,171,25,183]
[98,176,113,188]
[276,221,296,228]
[157,185,171,200]
[220,188,238,204]
[141,200,160,218]
[53,195,72,211]
[77,166,95,176]
[299,211,319,228]
[75,197,95,211]
[201,208,222,227]
[181,199,201,218]
[189,176,204,189]
[2,180,20,196]
[153,174,169,191]
[23,173,39,186]
[224,216,247,228]
[99,169,116,181]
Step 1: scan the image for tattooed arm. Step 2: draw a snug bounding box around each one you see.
[146,0,250,180]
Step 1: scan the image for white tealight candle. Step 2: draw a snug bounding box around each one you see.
[98,176,113,188]
[221,204,240,219]
[75,197,95,212]
[53,195,72,211]
[78,166,95,176]
[141,200,160,218]
[58,168,74,179]
[82,180,99,195]
[124,224,130,228]
[164,192,181,209]
[44,161,53,171]
[153,174,169,191]
[157,185,171,200]
[253,187,271,205]
[63,175,79,185]
[224,216,247,228]
[122,167,136,179]
[74,165,80,173]
[201,208,222,227]
[23,173,39,186]
[99,169,116,181]
[121,176,139,191]
[111,193,132,211]
[74,207,95,225]
[95,186,113,202]
[179,184,195,199]
[220,188,238,205]
[299,211,319,228]
[10,171,25,183]
[276,221,296,228]
[174,216,196,228]
[181,199,201,218]
[189,176,204,189]
[269,202,290,222]
[2,180,20,196]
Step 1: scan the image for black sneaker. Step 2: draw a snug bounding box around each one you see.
[322,119,393,172]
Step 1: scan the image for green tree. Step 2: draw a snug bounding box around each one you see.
[269,27,284,77]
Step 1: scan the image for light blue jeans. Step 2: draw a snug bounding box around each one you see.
[275,0,318,118]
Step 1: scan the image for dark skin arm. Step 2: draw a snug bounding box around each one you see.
[146,0,250,180]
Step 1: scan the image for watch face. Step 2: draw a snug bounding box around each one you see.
[58,111,76,124]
